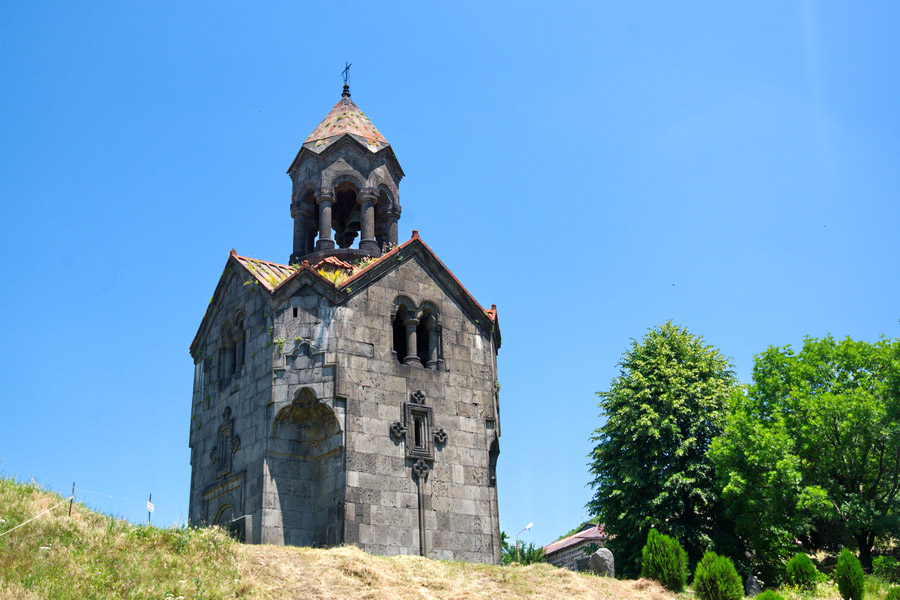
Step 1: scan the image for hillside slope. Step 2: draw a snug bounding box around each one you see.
[0,478,675,599]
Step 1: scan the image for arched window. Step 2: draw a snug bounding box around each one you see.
[416,309,431,366]
[418,304,441,370]
[392,305,408,364]
[233,313,245,374]
[391,299,441,369]
[219,324,236,383]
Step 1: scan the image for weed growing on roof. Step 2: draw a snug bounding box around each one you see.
[317,268,348,285]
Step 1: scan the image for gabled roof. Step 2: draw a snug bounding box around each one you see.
[302,96,388,154]
[231,250,298,292]
[543,524,607,556]
[190,233,500,358]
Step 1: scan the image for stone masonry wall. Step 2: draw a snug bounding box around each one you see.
[188,271,277,544]
[192,250,501,563]
[270,255,500,563]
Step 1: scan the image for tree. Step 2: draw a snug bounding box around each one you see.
[711,335,900,573]
[500,531,547,565]
[587,322,738,577]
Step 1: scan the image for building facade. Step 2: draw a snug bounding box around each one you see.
[187,84,503,563]
[543,523,608,570]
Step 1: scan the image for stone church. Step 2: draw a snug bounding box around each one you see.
[187,82,502,563]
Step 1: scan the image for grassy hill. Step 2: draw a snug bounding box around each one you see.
[0,478,675,600]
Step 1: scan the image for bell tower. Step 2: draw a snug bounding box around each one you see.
[189,78,502,563]
[287,82,404,265]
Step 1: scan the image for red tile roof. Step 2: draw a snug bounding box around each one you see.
[231,250,298,292]
[230,233,498,326]
[543,524,607,556]
[313,256,354,271]
[303,96,388,153]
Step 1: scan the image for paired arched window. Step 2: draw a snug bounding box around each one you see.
[391,299,441,369]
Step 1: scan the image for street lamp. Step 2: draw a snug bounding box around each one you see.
[515,522,534,563]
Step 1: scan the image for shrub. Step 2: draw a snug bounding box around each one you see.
[640,529,688,593]
[875,556,900,583]
[835,548,866,600]
[756,591,785,600]
[693,551,743,600]
[786,552,819,590]
[885,587,900,600]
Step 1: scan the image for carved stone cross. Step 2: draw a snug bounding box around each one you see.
[390,390,447,556]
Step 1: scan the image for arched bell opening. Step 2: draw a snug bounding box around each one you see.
[291,189,317,261]
[332,182,360,249]
[268,388,344,547]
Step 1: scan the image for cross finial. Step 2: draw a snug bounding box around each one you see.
[341,62,352,98]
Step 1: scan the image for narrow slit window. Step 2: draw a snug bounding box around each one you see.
[413,415,424,449]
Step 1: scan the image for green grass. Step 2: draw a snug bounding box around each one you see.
[0,477,244,599]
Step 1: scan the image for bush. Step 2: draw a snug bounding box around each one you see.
[885,587,900,600]
[693,551,743,600]
[756,591,785,600]
[835,548,866,600]
[786,553,819,590]
[640,529,688,592]
[875,556,900,583]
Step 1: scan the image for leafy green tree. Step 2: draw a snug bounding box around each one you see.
[500,531,547,565]
[711,336,900,572]
[708,392,811,584]
[588,322,738,576]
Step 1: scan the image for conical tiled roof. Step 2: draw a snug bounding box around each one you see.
[303,95,388,153]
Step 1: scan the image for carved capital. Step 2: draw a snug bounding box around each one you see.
[316,191,335,205]
[359,187,377,203]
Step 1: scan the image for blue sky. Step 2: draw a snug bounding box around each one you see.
[1,2,898,549]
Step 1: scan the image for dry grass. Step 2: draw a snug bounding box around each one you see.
[237,544,676,600]
[0,477,678,600]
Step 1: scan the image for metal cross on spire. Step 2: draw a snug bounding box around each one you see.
[341,62,352,98]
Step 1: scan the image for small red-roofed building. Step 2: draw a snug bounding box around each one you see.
[544,523,609,570]
[187,82,502,564]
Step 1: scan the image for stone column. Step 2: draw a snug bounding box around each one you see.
[387,204,401,248]
[291,217,307,263]
[425,314,439,369]
[358,187,378,254]
[403,316,421,367]
[315,191,335,252]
